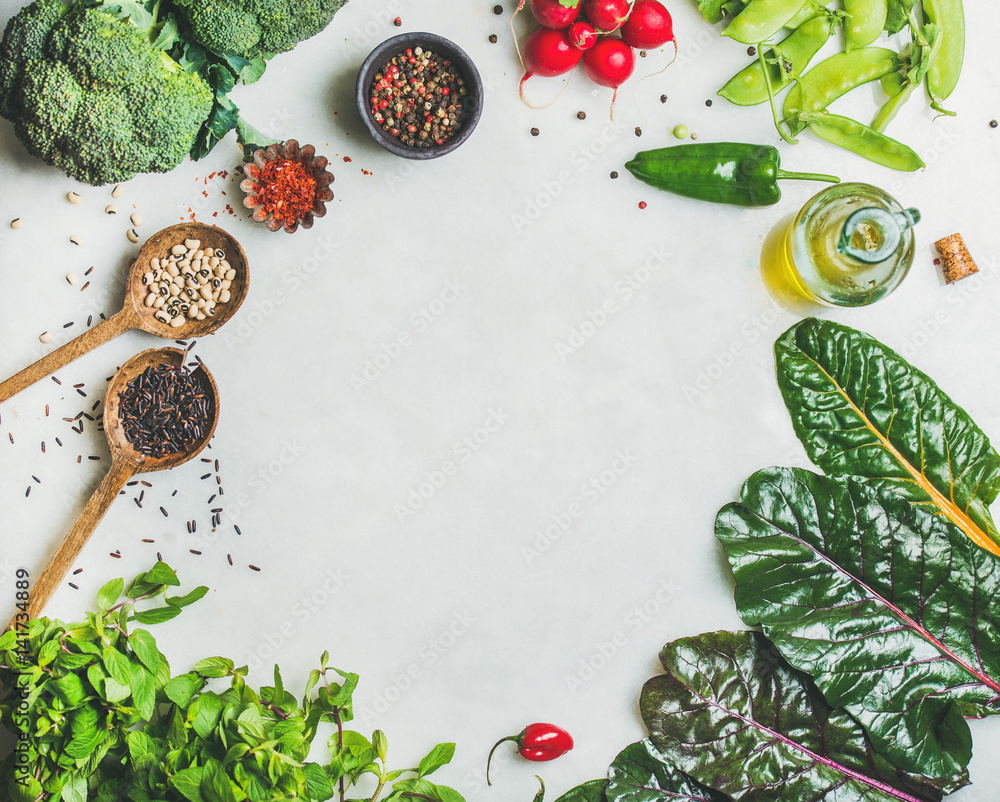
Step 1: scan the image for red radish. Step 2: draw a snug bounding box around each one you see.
[583,36,635,115]
[519,26,583,104]
[529,0,582,29]
[621,0,675,50]
[584,0,630,32]
[567,20,598,49]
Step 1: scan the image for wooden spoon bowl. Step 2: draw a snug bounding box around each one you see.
[7,348,220,627]
[127,222,250,339]
[103,347,221,471]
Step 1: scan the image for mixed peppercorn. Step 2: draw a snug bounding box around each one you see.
[369,47,468,148]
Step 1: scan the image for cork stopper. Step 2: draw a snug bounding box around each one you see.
[935,233,978,284]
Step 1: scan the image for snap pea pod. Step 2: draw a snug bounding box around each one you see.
[720,14,837,106]
[783,0,831,30]
[783,47,899,135]
[799,111,925,171]
[844,0,887,50]
[871,26,942,132]
[923,0,964,107]
[722,0,809,44]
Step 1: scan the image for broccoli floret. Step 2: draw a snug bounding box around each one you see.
[176,0,347,56]
[0,1,213,186]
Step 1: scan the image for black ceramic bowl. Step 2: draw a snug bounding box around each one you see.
[356,32,484,159]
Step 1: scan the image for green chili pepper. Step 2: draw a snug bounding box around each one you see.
[923,0,964,109]
[722,0,810,44]
[624,142,839,207]
[783,47,899,135]
[720,14,837,106]
[844,0,887,51]
[799,111,925,171]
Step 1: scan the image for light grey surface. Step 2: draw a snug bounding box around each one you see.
[1,0,999,798]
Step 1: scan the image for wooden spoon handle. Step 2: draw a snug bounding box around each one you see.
[8,458,137,629]
[0,308,137,404]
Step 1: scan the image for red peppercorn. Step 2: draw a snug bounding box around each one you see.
[442,87,450,95]
[486,723,573,786]
[638,201,647,209]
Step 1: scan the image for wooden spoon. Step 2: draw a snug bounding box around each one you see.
[0,222,248,404]
[6,347,220,629]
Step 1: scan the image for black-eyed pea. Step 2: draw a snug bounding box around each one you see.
[171,244,186,256]
[200,286,213,301]
[150,258,160,270]
[166,264,180,278]
[187,305,199,318]
[219,289,232,303]
[184,238,200,250]
[221,279,232,290]
[194,249,204,260]
[144,293,156,307]
[225,269,236,281]
[169,284,180,297]
[155,311,169,324]
[170,315,185,329]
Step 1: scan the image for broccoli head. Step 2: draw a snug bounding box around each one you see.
[176,0,348,56]
[0,0,213,186]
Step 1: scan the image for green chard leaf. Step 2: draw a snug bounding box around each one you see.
[605,739,729,801]
[775,317,1000,556]
[640,630,967,802]
[717,466,1000,778]
[553,779,608,802]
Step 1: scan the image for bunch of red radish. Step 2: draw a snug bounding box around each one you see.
[515,0,676,113]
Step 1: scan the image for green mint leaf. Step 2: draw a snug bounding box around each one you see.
[165,586,209,608]
[302,762,335,800]
[50,673,87,706]
[165,673,205,707]
[193,656,235,678]
[130,662,156,721]
[128,628,162,674]
[170,766,208,802]
[373,729,389,764]
[0,629,18,650]
[134,606,183,625]
[417,743,455,778]
[189,692,225,739]
[60,773,88,802]
[127,730,159,772]
[37,638,60,667]
[102,646,131,686]
[104,675,132,704]
[144,561,181,587]
[201,760,238,802]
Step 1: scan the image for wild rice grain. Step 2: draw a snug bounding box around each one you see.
[249,564,260,571]
[160,507,168,517]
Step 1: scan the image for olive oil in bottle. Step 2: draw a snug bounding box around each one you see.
[761,183,920,307]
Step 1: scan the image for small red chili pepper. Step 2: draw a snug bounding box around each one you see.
[486,723,573,786]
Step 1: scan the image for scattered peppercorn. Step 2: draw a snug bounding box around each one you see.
[577,111,586,120]
[705,99,713,107]
[635,126,642,136]
[639,50,647,57]
[747,46,757,56]
[690,132,700,140]
[991,120,998,128]
[638,201,647,209]
[610,171,618,179]
[393,16,402,26]
[659,94,667,103]
[530,127,540,136]
[494,4,503,13]
[489,34,498,43]
[369,47,468,148]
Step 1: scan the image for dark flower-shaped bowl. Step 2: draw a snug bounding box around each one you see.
[240,140,334,233]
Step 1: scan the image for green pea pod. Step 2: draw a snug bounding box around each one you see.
[782,0,829,30]
[800,111,925,171]
[720,14,837,106]
[722,0,809,43]
[783,47,899,135]
[844,0,887,51]
[923,0,964,107]
[624,142,839,207]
